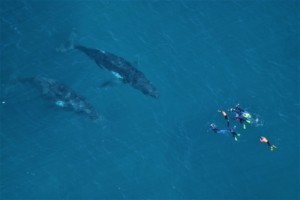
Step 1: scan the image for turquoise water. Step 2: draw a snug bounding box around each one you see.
[1,0,299,199]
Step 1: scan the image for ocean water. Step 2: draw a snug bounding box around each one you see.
[0,0,299,199]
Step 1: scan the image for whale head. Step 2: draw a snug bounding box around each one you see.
[143,87,159,99]
[138,81,159,99]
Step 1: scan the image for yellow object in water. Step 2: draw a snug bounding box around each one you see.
[243,112,251,119]
[270,145,277,151]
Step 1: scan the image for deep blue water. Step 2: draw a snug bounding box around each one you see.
[0,0,299,199]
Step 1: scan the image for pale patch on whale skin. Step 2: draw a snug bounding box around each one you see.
[111,71,123,79]
[55,100,65,107]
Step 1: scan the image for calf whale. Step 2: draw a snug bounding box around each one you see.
[74,45,159,99]
[21,76,99,119]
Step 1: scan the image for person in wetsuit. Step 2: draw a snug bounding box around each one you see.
[229,104,249,129]
[218,110,230,127]
[229,103,244,115]
[260,136,277,151]
[209,124,240,141]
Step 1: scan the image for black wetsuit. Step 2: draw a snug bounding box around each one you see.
[230,129,238,138]
[225,116,229,127]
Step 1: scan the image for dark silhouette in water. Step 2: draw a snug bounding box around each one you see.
[74,45,159,99]
[21,76,99,119]
[56,31,159,98]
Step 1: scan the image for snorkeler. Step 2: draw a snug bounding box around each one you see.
[229,104,252,129]
[229,103,245,115]
[218,110,230,127]
[235,113,247,129]
[210,124,240,141]
[210,123,220,133]
[260,136,277,151]
[229,125,241,141]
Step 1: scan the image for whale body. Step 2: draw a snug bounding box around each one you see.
[74,45,159,99]
[21,76,99,119]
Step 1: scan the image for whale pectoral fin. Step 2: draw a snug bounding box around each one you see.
[99,79,122,89]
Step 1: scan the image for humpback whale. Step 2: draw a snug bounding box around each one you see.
[74,45,159,99]
[21,76,99,119]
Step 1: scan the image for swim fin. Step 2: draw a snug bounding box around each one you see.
[270,145,277,151]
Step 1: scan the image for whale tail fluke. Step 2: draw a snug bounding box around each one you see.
[56,30,77,52]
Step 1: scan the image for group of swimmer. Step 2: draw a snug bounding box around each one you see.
[210,104,277,151]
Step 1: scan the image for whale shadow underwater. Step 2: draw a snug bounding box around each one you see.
[20,76,100,120]
[58,35,159,99]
